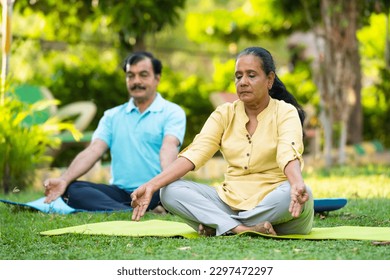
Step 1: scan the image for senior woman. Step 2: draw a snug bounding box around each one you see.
[131,46,314,236]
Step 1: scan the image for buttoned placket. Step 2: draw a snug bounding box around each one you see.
[243,133,253,172]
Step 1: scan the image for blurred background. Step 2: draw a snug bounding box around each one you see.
[1,0,390,190]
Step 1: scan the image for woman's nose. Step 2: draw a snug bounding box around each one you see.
[239,75,249,85]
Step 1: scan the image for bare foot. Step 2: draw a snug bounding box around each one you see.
[198,224,216,236]
[251,221,277,235]
[151,205,168,215]
[232,221,277,236]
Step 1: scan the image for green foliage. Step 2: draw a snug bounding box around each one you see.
[159,68,215,148]
[15,0,94,44]
[275,0,389,30]
[0,91,81,193]
[97,0,186,34]
[14,0,186,52]
[47,57,127,131]
[279,62,318,105]
[273,0,320,29]
[357,13,386,70]
[212,58,236,93]
[357,13,390,147]
[363,67,390,147]
[185,0,296,44]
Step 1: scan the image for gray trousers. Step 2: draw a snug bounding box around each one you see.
[160,179,314,236]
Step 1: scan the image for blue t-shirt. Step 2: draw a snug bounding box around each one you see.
[92,93,186,191]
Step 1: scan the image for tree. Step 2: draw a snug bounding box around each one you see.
[15,0,186,54]
[97,0,186,54]
[283,0,388,166]
[313,0,361,166]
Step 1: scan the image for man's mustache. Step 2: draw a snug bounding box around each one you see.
[131,84,146,90]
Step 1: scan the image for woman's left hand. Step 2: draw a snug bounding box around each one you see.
[289,184,309,218]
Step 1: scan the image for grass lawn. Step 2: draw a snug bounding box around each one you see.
[0,165,389,260]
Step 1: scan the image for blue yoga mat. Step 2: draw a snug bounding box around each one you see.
[0,197,134,214]
[313,198,348,212]
[0,197,79,214]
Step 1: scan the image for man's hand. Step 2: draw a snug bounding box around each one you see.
[289,184,309,218]
[131,184,155,221]
[43,178,68,204]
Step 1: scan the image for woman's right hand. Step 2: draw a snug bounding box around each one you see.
[131,184,156,221]
[43,178,68,204]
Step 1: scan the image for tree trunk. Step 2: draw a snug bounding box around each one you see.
[133,34,146,52]
[2,145,11,193]
[3,162,10,193]
[347,67,362,145]
[338,118,348,164]
[346,5,363,145]
[320,108,333,167]
[313,0,361,166]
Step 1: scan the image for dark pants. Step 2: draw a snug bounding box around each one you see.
[62,180,160,211]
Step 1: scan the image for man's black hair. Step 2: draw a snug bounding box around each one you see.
[122,51,162,75]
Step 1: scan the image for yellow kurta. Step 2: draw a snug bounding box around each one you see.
[179,98,304,211]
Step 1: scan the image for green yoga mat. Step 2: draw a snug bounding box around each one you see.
[41,220,199,239]
[40,219,390,241]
